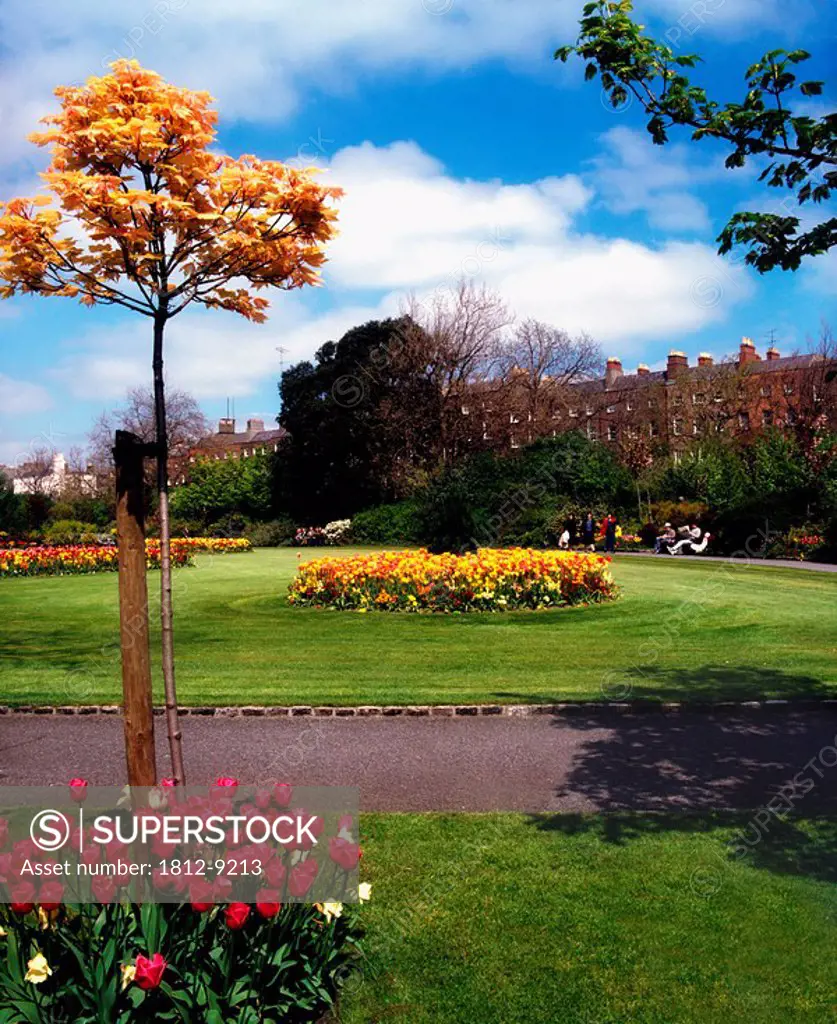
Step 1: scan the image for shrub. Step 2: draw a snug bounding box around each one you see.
[42,519,100,545]
[323,519,353,545]
[245,517,296,547]
[649,501,710,529]
[350,502,422,545]
[289,548,619,612]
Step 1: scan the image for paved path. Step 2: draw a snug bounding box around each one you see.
[3,710,836,812]
[614,551,837,572]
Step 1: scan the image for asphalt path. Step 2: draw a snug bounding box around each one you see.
[3,710,836,813]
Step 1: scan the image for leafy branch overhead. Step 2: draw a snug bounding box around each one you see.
[556,0,836,272]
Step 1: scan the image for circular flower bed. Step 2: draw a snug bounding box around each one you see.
[288,548,618,612]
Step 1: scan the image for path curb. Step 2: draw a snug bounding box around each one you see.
[3,699,837,718]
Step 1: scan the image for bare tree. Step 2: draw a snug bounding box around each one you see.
[496,320,603,444]
[10,446,57,496]
[89,387,210,478]
[400,280,513,459]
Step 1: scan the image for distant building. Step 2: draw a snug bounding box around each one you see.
[178,419,286,480]
[473,338,834,455]
[8,452,96,496]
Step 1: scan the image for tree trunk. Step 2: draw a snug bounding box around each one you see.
[153,312,186,785]
[114,430,157,786]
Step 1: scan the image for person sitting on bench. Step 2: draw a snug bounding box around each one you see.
[654,523,676,554]
[670,526,710,555]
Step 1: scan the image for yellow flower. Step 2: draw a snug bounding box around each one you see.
[25,952,52,985]
[316,901,343,923]
[358,882,372,903]
[121,963,136,990]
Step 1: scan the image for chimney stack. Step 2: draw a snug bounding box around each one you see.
[667,350,688,377]
[766,346,780,362]
[218,418,236,435]
[246,418,265,434]
[698,353,714,367]
[738,337,760,365]
[636,363,650,377]
[605,357,623,387]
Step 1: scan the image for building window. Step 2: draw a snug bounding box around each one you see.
[568,407,578,418]
[672,418,684,436]
[693,422,701,435]
[786,408,797,425]
[647,398,655,409]
[626,400,634,412]
[586,421,595,439]
[461,405,470,416]
[692,393,706,405]
[783,383,794,396]
[509,413,521,424]
[607,424,618,442]
[738,411,750,430]
[762,408,774,426]
[760,385,771,398]
[672,393,684,406]
[585,405,594,416]
[649,423,659,438]
[606,405,616,414]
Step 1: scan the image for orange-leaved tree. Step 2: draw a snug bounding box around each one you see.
[0,60,341,783]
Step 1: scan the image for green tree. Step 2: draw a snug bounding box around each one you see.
[556,0,836,271]
[0,471,25,537]
[170,452,273,527]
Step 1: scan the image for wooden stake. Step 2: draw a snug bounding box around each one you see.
[114,430,157,786]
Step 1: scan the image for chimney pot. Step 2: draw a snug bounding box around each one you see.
[605,357,623,387]
[766,346,780,361]
[636,363,650,377]
[667,350,688,377]
[246,418,265,433]
[218,418,236,435]
[739,337,760,365]
[698,353,714,367]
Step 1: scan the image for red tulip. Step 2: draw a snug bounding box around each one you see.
[225,902,250,930]
[288,859,318,898]
[189,878,214,913]
[38,880,64,911]
[134,953,166,991]
[69,778,88,803]
[265,857,287,888]
[255,888,282,918]
[272,782,292,807]
[10,881,35,913]
[329,836,361,871]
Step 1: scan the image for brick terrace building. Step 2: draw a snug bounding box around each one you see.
[175,418,286,482]
[475,337,832,455]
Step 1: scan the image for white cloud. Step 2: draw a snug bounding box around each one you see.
[0,374,53,416]
[587,126,728,233]
[53,138,754,398]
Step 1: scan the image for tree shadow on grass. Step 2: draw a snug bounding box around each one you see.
[495,663,832,703]
[517,683,837,885]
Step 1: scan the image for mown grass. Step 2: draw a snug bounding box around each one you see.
[1,548,835,706]
[342,812,837,1024]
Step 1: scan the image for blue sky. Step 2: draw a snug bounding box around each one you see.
[0,0,834,467]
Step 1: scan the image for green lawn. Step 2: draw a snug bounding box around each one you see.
[343,813,837,1023]
[1,548,835,706]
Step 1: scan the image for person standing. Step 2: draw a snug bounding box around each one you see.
[582,512,597,552]
[603,513,618,554]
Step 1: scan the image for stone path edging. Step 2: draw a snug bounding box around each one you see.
[4,699,837,718]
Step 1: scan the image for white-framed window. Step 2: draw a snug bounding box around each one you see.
[672,418,684,436]
[693,422,701,435]
[626,400,634,412]
[606,404,616,414]
[760,385,771,398]
[783,383,794,396]
[607,424,618,442]
[568,408,578,418]
[738,411,750,430]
